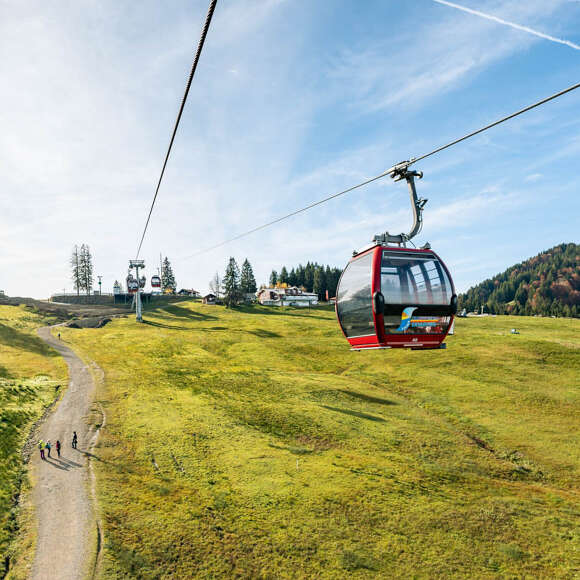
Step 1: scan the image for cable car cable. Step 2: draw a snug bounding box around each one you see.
[135,0,218,260]
[409,80,580,166]
[183,79,580,260]
[184,170,394,258]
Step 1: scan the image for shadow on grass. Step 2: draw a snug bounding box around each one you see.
[143,320,191,331]
[0,364,13,378]
[236,305,332,321]
[247,328,282,338]
[321,405,386,423]
[337,389,397,406]
[0,323,60,358]
[78,449,137,474]
[269,442,315,455]
[143,320,282,339]
[161,304,217,321]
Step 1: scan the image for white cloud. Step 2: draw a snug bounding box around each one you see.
[325,0,571,116]
[525,173,543,182]
[1,0,578,298]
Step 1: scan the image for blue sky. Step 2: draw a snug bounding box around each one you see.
[1,0,579,298]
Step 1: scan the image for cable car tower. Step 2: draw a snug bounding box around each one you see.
[129,259,145,322]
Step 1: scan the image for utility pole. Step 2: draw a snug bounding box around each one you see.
[129,260,145,322]
[98,275,102,295]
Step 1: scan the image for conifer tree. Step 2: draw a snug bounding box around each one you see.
[295,264,305,288]
[313,266,326,299]
[240,259,257,294]
[79,244,94,296]
[161,257,176,293]
[269,270,278,286]
[70,245,81,296]
[279,266,289,285]
[304,262,314,292]
[223,257,241,308]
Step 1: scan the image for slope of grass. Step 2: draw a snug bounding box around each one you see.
[0,305,66,577]
[61,303,579,578]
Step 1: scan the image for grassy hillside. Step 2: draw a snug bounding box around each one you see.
[60,303,579,578]
[0,305,67,576]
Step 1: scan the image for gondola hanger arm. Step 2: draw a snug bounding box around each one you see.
[373,164,427,247]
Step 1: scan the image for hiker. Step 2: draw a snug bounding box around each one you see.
[58,332,61,340]
[45,440,52,458]
[56,440,61,457]
[38,440,45,460]
[72,431,78,449]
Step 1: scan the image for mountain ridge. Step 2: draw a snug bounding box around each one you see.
[459,242,579,317]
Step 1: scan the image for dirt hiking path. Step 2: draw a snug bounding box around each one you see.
[30,328,100,580]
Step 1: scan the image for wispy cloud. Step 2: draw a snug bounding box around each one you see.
[1,1,578,297]
[325,0,553,115]
[433,0,580,51]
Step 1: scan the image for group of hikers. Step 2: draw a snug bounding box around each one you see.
[38,431,77,460]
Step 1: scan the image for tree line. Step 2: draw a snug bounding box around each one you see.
[70,244,93,295]
[269,263,343,300]
[70,247,180,295]
[459,243,579,318]
[210,258,257,308]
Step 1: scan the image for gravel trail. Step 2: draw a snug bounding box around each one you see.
[30,327,100,580]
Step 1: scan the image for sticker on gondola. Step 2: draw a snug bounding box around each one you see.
[396,307,417,331]
[397,307,443,333]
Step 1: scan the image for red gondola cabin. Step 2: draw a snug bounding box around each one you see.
[336,245,457,350]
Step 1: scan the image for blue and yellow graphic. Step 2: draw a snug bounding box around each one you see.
[396,307,417,331]
[396,307,443,333]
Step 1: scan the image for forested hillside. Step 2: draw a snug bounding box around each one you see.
[268,263,343,300]
[459,243,579,317]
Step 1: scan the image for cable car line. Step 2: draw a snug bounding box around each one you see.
[183,80,580,260]
[183,170,394,258]
[408,80,580,166]
[135,0,218,260]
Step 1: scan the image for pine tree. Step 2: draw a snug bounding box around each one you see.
[304,262,314,292]
[70,245,82,295]
[79,244,94,296]
[223,257,241,308]
[240,259,257,294]
[313,266,326,299]
[279,266,289,285]
[162,257,176,293]
[299,265,308,288]
[269,270,278,286]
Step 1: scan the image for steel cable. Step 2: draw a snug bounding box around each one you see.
[136,0,218,259]
[183,80,580,260]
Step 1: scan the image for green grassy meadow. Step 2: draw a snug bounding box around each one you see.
[59,303,579,578]
[0,305,66,576]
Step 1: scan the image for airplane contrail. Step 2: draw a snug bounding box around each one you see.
[433,0,580,51]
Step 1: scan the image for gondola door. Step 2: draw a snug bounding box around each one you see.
[378,248,456,349]
[336,247,382,349]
